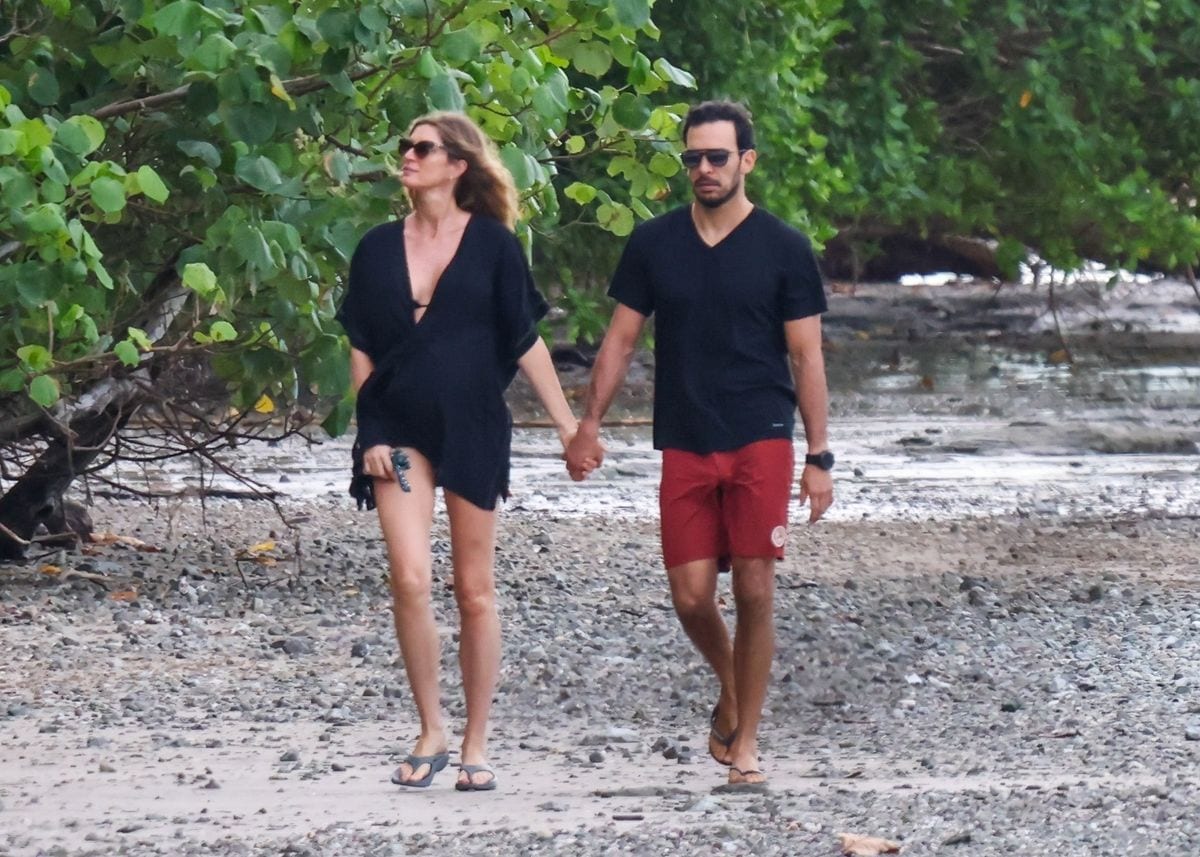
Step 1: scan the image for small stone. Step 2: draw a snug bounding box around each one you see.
[280,749,301,762]
[1000,699,1023,712]
[204,778,220,789]
[588,750,605,763]
[99,761,116,773]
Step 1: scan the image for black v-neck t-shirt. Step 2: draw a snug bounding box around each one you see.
[336,215,548,509]
[608,206,827,453]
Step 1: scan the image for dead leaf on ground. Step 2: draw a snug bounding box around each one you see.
[109,589,139,602]
[89,532,162,552]
[237,537,277,556]
[839,832,902,855]
[39,564,62,575]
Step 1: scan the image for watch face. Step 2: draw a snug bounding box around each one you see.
[807,451,834,470]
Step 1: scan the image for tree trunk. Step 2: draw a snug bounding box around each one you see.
[0,401,134,560]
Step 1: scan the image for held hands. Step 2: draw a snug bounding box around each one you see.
[564,418,604,481]
[799,465,834,523]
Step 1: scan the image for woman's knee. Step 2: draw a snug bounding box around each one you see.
[389,561,433,603]
[454,581,497,620]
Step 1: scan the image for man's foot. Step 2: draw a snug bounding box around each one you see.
[728,765,767,787]
[708,703,737,766]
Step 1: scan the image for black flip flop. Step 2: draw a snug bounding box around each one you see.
[709,704,737,766]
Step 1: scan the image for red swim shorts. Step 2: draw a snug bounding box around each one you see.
[659,438,794,570]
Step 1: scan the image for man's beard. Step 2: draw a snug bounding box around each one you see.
[693,178,740,209]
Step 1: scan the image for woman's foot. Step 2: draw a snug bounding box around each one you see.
[456,740,495,790]
[455,763,497,791]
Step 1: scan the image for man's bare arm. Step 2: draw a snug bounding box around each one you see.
[785,315,833,522]
[565,304,647,479]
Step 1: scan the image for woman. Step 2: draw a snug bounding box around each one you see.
[337,112,578,791]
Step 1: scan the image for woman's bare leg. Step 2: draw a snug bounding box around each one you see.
[375,448,446,782]
[444,490,500,787]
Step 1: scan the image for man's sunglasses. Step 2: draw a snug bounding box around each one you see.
[680,148,748,169]
[399,138,450,158]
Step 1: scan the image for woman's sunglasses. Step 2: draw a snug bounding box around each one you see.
[399,138,449,158]
[680,148,748,169]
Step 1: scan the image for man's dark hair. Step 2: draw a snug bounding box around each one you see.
[681,101,755,151]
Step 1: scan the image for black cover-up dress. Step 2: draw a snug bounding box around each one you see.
[336,215,548,511]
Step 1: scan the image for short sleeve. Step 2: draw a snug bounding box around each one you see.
[607,225,654,316]
[495,232,549,362]
[779,231,828,320]
[335,240,374,355]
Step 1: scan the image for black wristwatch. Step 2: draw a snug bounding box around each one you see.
[804,450,835,471]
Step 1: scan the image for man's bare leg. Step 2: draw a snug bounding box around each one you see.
[727,556,775,784]
[667,558,738,763]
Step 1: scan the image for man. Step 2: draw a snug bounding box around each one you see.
[565,100,834,787]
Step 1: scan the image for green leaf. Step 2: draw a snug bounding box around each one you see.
[2,170,35,207]
[55,121,98,156]
[29,375,60,407]
[113,340,139,366]
[127,327,153,349]
[17,344,53,372]
[612,92,652,129]
[532,69,569,121]
[136,165,170,203]
[209,320,238,342]
[652,58,696,89]
[565,181,597,204]
[27,67,60,106]
[649,151,681,177]
[91,177,126,213]
[0,369,25,393]
[565,135,586,155]
[440,28,481,64]
[499,144,536,190]
[153,0,200,38]
[235,155,284,191]
[611,0,652,28]
[0,129,20,156]
[321,394,355,438]
[182,262,218,297]
[427,73,465,111]
[24,203,67,233]
[178,139,222,167]
[572,43,613,78]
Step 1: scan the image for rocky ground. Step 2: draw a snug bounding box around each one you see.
[3,277,1200,856]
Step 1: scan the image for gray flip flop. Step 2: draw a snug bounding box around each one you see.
[391,751,450,788]
[454,763,497,791]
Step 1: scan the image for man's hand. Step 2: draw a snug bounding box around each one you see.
[362,444,395,481]
[798,465,833,523]
[565,419,605,481]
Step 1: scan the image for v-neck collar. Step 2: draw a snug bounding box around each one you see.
[688,204,757,250]
[400,214,474,325]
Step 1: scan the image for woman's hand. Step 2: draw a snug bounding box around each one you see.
[362,444,395,481]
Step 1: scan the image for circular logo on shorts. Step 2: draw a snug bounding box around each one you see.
[770,525,787,548]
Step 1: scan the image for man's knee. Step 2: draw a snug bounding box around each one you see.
[731,560,775,614]
[671,585,714,621]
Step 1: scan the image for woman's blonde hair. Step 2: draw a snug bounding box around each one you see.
[406,112,520,230]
